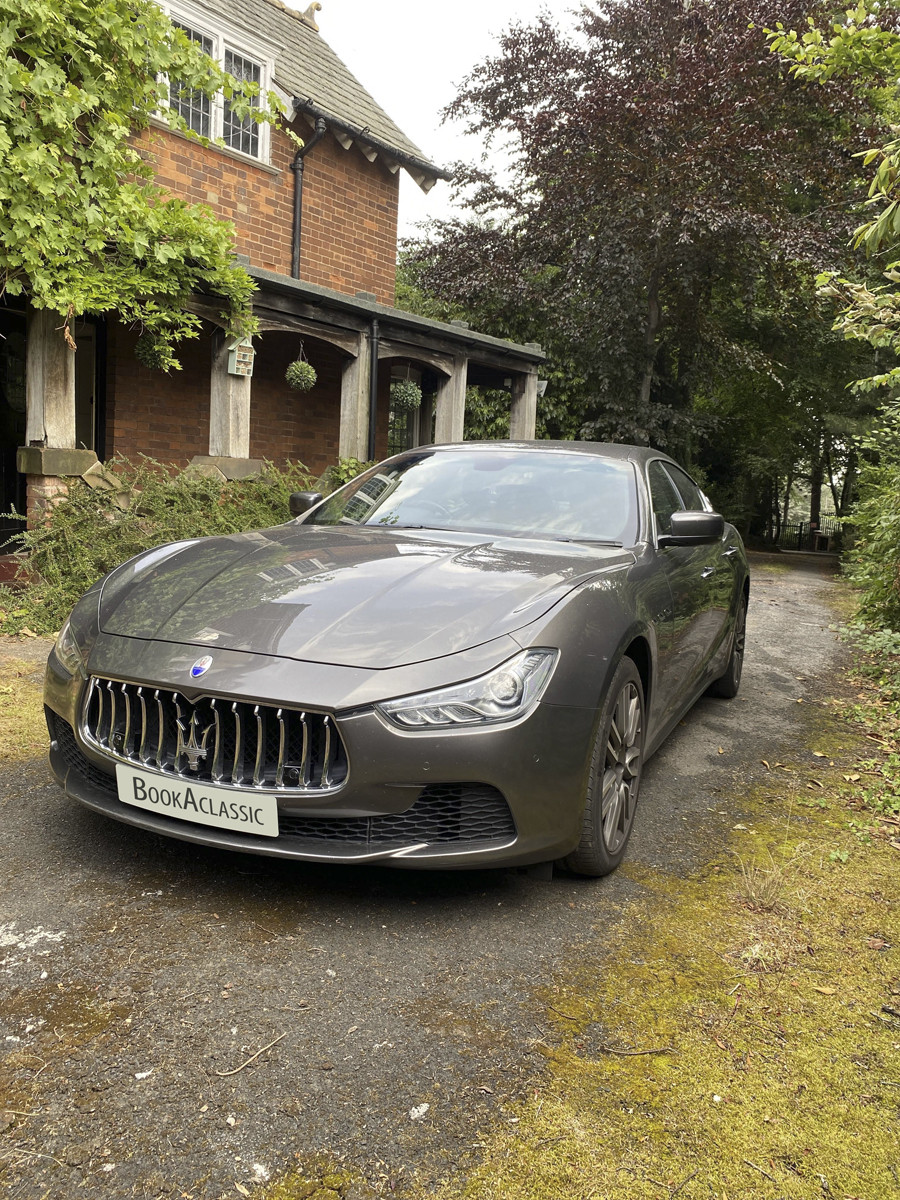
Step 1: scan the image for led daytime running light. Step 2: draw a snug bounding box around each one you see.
[378,649,559,730]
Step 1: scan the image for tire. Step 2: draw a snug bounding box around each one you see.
[708,594,746,699]
[563,658,645,878]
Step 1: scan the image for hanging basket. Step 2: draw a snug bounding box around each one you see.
[285,357,317,392]
[390,378,422,411]
[134,333,168,371]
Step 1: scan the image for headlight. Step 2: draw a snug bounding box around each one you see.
[377,649,559,730]
[53,615,88,676]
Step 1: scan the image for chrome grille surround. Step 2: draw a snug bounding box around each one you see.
[79,677,348,794]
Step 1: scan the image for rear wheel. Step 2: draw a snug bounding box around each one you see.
[563,658,644,878]
[708,595,746,699]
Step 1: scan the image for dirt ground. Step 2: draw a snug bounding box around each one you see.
[0,553,845,1198]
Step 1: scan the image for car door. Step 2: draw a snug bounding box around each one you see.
[646,460,720,724]
[662,461,733,670]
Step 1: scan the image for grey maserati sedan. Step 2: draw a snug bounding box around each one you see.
[44,442,748,876]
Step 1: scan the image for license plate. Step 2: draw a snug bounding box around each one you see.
[115,764,279,838]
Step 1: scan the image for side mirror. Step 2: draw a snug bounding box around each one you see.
[658,510,724,547]
[289,491,324,518]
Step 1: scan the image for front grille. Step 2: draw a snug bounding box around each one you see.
[80,677,348,794]
[279,784,516,846]
[51,711,515,851]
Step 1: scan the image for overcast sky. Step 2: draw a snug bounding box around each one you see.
[286,0,571,235]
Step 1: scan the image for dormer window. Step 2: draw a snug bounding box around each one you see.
[163,2,275,163]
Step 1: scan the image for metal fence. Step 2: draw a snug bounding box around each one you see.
[773,515,842,553]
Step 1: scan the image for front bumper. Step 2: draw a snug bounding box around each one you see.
[45,638,596,870]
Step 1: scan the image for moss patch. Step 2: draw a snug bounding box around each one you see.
[414,776,898,1199]
[253,1156,376,1199]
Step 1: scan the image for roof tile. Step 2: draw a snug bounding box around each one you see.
[223,0,441,177]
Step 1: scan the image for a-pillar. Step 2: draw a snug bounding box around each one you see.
[189,331,264,479]
[434,355,467,444]
[509,370,538,441]
[339,331,371,460]
[18,308,97,524]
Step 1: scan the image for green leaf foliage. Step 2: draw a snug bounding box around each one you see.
[0,0,283,369]
[844,404,900,629]
[405,0,887,530]
[769,2,900,390]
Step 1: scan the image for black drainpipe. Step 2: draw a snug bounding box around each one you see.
[368,318,380,461]
[290,117,327,279]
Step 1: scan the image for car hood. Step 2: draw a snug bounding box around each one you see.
[98,525,631,669]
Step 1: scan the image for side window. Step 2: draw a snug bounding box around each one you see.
[223,49,262,157]
[170,24,214,138]
[664,463,706,511]
[647,461,684,537]
[163,3,273,163]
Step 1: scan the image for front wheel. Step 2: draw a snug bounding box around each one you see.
[563,658,645,878]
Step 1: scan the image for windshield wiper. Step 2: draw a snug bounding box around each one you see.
[554,540,624,549]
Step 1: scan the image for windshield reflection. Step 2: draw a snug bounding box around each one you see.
[307,449,638,545]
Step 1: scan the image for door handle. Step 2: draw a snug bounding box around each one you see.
[723,546,739,558]
[701,566,715,579]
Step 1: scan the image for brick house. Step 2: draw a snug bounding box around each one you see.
[1,0,543,545]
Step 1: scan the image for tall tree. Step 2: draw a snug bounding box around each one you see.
[408,0,885,464]
[770,1,900,390]
[0,0,283,369]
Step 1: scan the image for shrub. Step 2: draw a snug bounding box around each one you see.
[844,405,900,630]
[320,457,375,493]
[0,456,313,635]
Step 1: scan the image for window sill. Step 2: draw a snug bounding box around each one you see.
[148,117,282,177]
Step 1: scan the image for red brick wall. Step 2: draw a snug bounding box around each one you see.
[138,122,399,305]
[105,324,390,475]
[299,133,399,304]
[249,333,343,476]
[250,334,390,476]
[105,324,211,464]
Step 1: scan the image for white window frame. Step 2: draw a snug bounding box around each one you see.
[160,0,278,164]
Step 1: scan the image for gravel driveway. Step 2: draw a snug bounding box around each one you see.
[0,553,843,1199]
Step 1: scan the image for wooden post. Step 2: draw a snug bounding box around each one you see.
[209,330,252,458]
[434,355,467,444]
[25,308,76,449]
[339,332,371,460]
[509,370,538,441]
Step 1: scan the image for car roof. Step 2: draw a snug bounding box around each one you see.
[400,441,679,468]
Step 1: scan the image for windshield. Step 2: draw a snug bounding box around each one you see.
[307,449,638,545]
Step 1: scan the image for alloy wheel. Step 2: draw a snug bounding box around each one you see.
[600,681,643,854]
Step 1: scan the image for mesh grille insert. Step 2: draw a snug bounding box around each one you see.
[279,784,516,846]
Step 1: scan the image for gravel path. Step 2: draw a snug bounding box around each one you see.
[0,554,844,1198]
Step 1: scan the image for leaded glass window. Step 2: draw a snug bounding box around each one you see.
[169,23,213,138]
[223,49,261,158]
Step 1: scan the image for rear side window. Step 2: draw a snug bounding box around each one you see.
[647,461,684,537]
[664,463,706,511]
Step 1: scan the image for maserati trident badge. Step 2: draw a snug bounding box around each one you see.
[190,655,213,679]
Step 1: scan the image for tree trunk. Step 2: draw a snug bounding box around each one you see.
[809,434,823,528]
[637,267,661,439]
[838,447,858,516]
[824,435,842,514]
[781,466,794,531]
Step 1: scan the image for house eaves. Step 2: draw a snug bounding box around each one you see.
[223,0,449,191]
[248,265,545,368]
